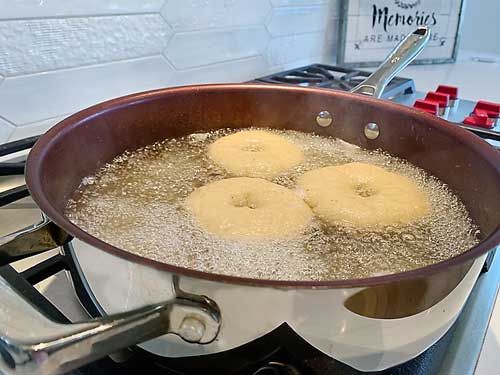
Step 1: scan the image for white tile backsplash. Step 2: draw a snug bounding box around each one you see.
[169,56,270,86]
[0,57,174,125]
[0,15,171,76]
[271,0,328,6]
[165,27,270,69]
[0,1,165,19]
[0,0,340,141]
[161,0,272,31]
[266,6,330,36]
[266,32,325,67]
[460,0,500,55]
[0,117,14,144]
[322,17,340,64]
[9,116,68,142]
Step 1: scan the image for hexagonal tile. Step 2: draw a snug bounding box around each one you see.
[161,0,272,30]
[0,15,172,76]
[169,56,269,86]
[0,57,175,125]
[322,17,339,64]
[266,5,329,37]
[0,1,165,19]
[0,117,15,144]
[8,116,68,141]
[266,32,324,67]
[165,26,270,69]
[271,0,328,6]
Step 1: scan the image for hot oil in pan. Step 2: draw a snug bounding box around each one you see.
[65,129,479,281]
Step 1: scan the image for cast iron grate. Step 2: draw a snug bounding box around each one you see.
[254,64,416,99]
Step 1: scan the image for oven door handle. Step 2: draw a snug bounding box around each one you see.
[0,214,72,266]
[0,273,221,375]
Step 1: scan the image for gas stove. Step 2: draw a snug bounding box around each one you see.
[1,64,500,375]
[255,64,500,137]
[254,64,416,99]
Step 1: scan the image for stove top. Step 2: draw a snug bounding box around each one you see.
[254,64,416,99]
[1,64,500,375]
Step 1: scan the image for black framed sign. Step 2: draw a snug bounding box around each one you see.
[337,0,465,66]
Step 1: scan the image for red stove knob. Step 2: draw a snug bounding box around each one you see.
[436,85,458,100]
[469,100,500,127]
[472,100,500,118]
[413,99,439,115]
[436,85,459,108]
[425,91,450,107]
[424,91,450,116]
[463,112,494,129]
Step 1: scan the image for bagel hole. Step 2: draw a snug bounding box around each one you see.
[231,193,258,209]
[355,183,375,198]
[242,143,264,152]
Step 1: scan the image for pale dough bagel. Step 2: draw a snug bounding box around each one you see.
[185,177,313,240]
[208,130,304,178]
[297,162,429,229]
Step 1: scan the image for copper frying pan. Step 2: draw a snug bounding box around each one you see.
[1,27,500,374]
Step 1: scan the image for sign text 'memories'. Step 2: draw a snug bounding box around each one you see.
[372,5,437,32]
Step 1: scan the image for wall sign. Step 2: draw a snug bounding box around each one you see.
[337,0,465,66]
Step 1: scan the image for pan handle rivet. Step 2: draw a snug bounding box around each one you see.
[179,316,206,342]
[364,123,380,140]
[316,111,333,127]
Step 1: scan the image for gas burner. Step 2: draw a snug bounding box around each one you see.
[255,64,416,99]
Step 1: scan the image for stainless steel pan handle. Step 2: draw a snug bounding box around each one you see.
[0,274,220,375]
[350,26,430,99]
[0,219,220,375]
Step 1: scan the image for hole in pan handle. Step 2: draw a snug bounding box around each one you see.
[0,273,221,375]
[350,27,430,99]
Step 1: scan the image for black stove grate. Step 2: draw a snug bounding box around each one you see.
[0,136,38,206]
[254,64,416,99]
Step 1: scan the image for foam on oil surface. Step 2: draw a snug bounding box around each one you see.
[65,129,479,281]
